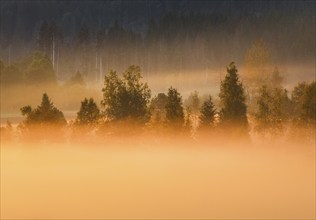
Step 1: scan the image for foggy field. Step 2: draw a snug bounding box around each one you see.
[1,140,315,219]
[1,0,315,219]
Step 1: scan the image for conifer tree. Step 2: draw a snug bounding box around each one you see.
[165,87,184,127]
[199,96,216,128]
[20,93,66,126]
[219,62,248,128]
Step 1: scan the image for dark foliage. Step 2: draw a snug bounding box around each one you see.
[75,98,100,126]
[199,96,216,128]
[219,62,248,128]
[165,87,184,127]
[20,93,66,126]
[101,65,151,124]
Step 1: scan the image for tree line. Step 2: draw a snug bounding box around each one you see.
[1,62,315,143]
[2,7,314,83]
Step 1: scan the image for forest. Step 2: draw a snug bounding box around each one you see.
[1,1,315,219]
[0,14,315,143]
[1,59,315,144]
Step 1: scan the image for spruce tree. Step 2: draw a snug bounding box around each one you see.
[19,93,66,141]
[199,96,216,128]
[219,62,248,129]
[21,93,66,126]
[165,87,184,127]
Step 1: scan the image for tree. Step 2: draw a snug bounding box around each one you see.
[184,107,192,134]
[184,90,200,114]
[150,93,168,123]
[271,67,283,88]
[199,96,216,128]
[0,63,23,84]
[77,25,90,74]
[64,71,86,87]
[19,93,66,141]
[37,21,51,54]
[300,81,316,123]
[101,65,151,124]
[219,62,248,129]
[243,39,276,114]
[0,121,14,141]
[20,93,66,126]
[37,21,63,62]
[101,69,124,120]
[122,65,151,121]
[244,39,272,88]
[24,52,56,84]
[75,98,100,126]
[1,52,57,86]
[165,87,184,127]
[255,85,290,135]
[289,81,315,142]
[291,82,308,118]
[290,81,316,124]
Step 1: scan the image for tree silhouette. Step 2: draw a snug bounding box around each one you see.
[291,81,316,123]
[289,81,316,141]
[101,70,123,120]
[244,39,272,88]
[123,65,151,121]
[37,21,50,54]
[65,71,86,87]
[301,81,316,123]
[291,82,308,117]
[77,25,90,74]
[199,96,216,128]
[219,62,248,129]
[37,21,63,61]
[101,65,151,123]
[150,93,168,123]
[255,85,290,135]
[271,67,283,88]
[20,93,66,126]
[75,98,100,126]
[185,91,200,114]
[165,87,184,127]
[24,52,56,84]
[0,63,23,84]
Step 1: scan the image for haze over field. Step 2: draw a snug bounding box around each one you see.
[1,137,315,219]
[0,0,315,219]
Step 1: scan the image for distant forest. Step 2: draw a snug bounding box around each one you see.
[0,0,315,82]
[1,63,315,143]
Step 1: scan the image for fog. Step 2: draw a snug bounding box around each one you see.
[1,1,315,218]
[1,62,315,120]
[1,52,315,219]
[1,138,315,219]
